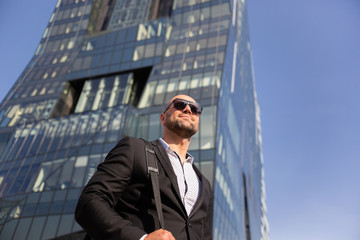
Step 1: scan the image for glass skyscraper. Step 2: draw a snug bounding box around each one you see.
[0,0,269,239]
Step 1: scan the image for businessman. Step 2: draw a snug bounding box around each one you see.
[75,95,213,240]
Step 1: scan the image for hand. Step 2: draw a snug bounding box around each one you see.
[144,229,175,240]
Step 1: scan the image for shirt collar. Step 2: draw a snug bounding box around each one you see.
[159,138,194,164]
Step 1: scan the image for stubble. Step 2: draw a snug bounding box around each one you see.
[164,113,198,139]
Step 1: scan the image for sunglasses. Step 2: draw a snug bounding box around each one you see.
[163,98,203,115]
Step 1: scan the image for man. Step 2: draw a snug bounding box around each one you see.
[75,95,213,240]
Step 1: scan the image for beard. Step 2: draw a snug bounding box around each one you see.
[164,113,198,139]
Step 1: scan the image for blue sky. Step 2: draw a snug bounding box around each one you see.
[247,0,360,239]
[1,1,359,239]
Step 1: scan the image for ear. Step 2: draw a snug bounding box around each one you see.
[160,113,166,125]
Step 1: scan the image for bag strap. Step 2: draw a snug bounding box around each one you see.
[144,140,165,229]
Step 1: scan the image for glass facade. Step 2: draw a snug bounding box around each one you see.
[0,0,269,239]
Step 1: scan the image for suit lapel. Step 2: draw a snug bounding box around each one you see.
[151,140,183,204]
[189,164,205,217]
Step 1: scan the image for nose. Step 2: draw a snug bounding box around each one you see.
[183,104,192,114]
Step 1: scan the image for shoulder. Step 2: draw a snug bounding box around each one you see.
[110,137,159,159]
[193,164,212,189]
[113,136,146,148]
[110,137,164,161]
[105,137,146,161]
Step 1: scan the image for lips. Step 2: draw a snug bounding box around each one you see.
[179,114,193,120]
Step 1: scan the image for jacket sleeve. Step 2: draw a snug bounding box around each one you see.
[75,136,147,240]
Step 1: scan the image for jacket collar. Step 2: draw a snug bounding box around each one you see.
[150,139,181,198]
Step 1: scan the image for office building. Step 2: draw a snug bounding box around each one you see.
[0,0,269,239]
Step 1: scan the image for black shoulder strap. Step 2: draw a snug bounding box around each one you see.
[144,140,165,229]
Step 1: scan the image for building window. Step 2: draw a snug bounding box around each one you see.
[51,68,151,118]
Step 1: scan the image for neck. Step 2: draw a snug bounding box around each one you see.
[162,132,191,164]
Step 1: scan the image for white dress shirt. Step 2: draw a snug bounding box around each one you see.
[159,138,201,216]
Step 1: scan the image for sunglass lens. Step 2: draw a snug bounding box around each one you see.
[189,105,199,114]
[173,101,187,111]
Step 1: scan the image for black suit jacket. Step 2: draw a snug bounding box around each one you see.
[75,136,213,240]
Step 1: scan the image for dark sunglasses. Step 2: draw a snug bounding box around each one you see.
[163,98,203,115]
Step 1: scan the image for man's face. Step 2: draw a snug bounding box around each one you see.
[161,96,201,139]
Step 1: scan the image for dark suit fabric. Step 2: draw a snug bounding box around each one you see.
[75,136,213,240]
